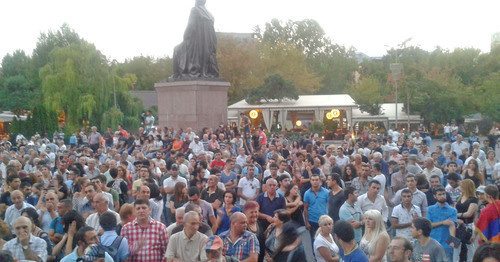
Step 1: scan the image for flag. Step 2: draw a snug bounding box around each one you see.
[475,200,500,243]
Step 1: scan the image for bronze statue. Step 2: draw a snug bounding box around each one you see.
[172,0,219,80]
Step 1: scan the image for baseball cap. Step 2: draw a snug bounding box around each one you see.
[205,235,223,250]
[476,185,486,194]
[171,163,179,170]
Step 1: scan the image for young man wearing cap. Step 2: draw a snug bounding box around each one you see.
[162,163,187,223]
[476,185,488,212]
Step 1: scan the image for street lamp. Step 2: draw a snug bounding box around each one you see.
[390,63,403,130]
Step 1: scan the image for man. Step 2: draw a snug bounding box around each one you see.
[166,211,208,261]
[121,198,169,261]
[425,175,453,206]
[184,187,217,233]
[445,172,462,206]
[2,216,47,262]
[5,190,34,232]
[85,159,100,179]
[427,186,457,262]
[237,165,260,206]
[389,236,413,262]
[300,155,320,197]
[276,174,290,197]
[236,148,247,168]
[421,157,443,181]
[201,174,224,211]
[0,174,21,205]
[357,180,389,222]
[53,159,70,181]
[188,136,205,160]
[256,178,286,230]
[132,166,151,198]
[219,212,259,261]
[89,126,102,153]
[410,217,448,262]
[336,147,350,172]
[475,185,488,213]
[256,127,267,148]
[163,163,188,200]
[85,193,121,233]
[49,199,72,244]
[167,207,185,236]
[144,110,155,133]
[277,160,291,177]
[333,220,369,262]
[391,174,428,217]
[339,187,364,243]
[371,162,386,195]
[240,113,251,134]
[351,163,372,195]
[391,189,422,240]
[138,185,161,221]
[61,226,114,262]
[92,175,119,212]
[327,173,345,222]
[99,211,129,262]
[77,183,97,219]
[406,155,423,175]
[171,204,213,237]
[326,156,343,177]
[36,191,60,232]
[451,134,469,157]
[221,159,238,191]
[475,185,500,243]
[304,173,329,242]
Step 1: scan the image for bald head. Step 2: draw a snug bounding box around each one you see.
[230,212,246,223]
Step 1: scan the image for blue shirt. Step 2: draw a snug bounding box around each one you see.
[427,203,457,250]
[339,245,369,262]
[304,187,329,223]
[61,247,114,262]
[339,202,362,243]
[69,135,77,145]
[256,192,286,217]
[100,231,130,262]
[49,217,65,235]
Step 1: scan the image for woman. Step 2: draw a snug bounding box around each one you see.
[482,150,497,185]
[21,207,53,261]
[396,136,405,152]
[52,210,86,257]
[169,182,188,223]
[51,174,69,200]
[144,135,157,158]
[342,164,358,187]
[360,209,389,262]
[172,135,183,153]
[216,191,242,234]
[314,215,340,262]
[272,221,306,261]
[292,152,306,176]
[462,159,485,188]
[456,179,479,262]
[290,141,300,162]
[108,166,130,206]
[264,209,291,260]
[244,201,265,262]
[117,203,135,235]
[284,183,304,226]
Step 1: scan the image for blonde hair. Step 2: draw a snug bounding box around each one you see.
[363,209,388,251]
[459,179,477,200]
[315,215,334,239]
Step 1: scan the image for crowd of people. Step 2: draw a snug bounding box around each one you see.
[0,122,499,262]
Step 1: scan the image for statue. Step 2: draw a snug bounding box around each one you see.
[171,0,219,80]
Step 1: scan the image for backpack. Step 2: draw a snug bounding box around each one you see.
[98,236,123,262]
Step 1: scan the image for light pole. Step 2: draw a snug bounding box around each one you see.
[390,63,403,130]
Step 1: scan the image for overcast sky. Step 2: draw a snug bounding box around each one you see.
[1,0,499,62]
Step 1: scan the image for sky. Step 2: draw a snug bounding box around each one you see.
[1,0,499,62]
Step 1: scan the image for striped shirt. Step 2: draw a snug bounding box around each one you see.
[219,230,260,261]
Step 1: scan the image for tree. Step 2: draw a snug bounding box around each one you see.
[349,76,384,115]
[477,72,500,122]
[245,74,298,104]
[116,56,173,90]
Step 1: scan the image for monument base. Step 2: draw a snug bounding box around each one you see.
[154,80,230,132]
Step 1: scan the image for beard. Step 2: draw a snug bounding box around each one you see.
[437,198,447,204]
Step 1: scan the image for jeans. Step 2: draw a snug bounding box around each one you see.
[444,248,454,262]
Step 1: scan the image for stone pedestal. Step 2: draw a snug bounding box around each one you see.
[154,80,230,131]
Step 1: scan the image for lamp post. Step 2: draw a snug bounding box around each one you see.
[390,63,403,130]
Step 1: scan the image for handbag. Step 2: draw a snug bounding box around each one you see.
[456,223,472,244]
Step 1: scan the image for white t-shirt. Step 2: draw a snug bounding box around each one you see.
[313,233,339,262]
[237,177,260,206]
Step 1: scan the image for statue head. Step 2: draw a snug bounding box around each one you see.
[195,0,206,6]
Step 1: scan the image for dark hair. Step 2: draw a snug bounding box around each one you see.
[472,243,500,262]
[401,189,412,196]
[20,181,31,189]
[99,211,117,231]
[373,163,382,172]
[333,220,354,242]
[188,186,200,197]
[73,163,85,177]
[342,164,357,182]
[277,174,290,184]
[109,168,118,179]
[368,180,381,187]
[185,203,200,213]
[75,226,95,245]
[0,250,15,262]
[272,222,301,260]
[274,209,290,223]
[223,190,237,205]
[432,186,446,195]
[148,183,161,201]
[61,199,72,208]
[20,207,40,228]
[447,172,461,182]
[6,174,20,184]
[328,173,342,186]
[484,185,499,200]
[344,186,357,198]
[70,167,81,177]
[412,217,432,237]
[134,198,150,207]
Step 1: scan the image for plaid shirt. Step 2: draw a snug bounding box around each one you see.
[121,218,169,262]
[219,230,260,261]
[2,235,48,262]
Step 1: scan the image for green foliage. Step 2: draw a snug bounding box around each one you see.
[245,74,298,104]
[10,104,58,138]
[477,72,500,122]
[309,121,325,133]
[101,107,124,131]
[116,56,173,90]
[349,76,384,115]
